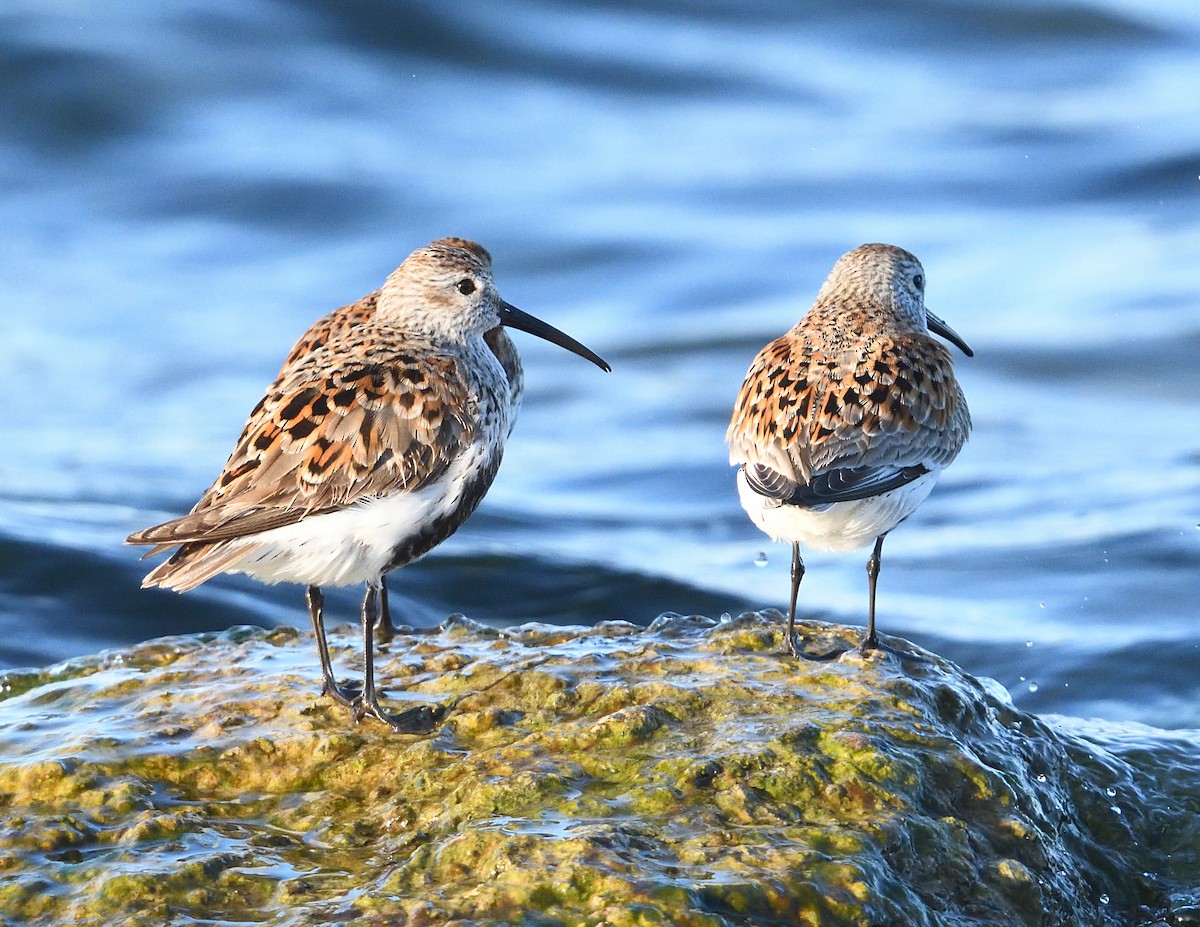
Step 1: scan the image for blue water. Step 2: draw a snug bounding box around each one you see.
[2,0,1199,740]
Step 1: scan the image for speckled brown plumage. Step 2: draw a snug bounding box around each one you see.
[280,291,379,368]
[130,333,479,563]
[728,304,969,486]
[126,237,609,732]
[264,241,523,645]
[727,243,972,657]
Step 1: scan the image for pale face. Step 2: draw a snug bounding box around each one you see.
[376,242,504,341]
[820,243,971,356]
[887,251,929,332]
[818,243,929,333]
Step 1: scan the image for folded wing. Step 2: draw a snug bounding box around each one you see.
[128,340,475,550]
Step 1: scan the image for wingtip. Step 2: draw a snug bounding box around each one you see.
[126,524,167,546]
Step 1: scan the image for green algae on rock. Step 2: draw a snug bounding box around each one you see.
[0,613,1188,926]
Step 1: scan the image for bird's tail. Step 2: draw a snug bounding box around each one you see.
[139,540,253,593]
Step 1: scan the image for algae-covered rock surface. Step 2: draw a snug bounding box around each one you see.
[0,613,1193,926]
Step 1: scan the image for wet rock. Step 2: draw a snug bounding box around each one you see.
[0,613,1191,926]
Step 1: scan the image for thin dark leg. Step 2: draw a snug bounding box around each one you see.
[375,575,396,645]
[863,534,886,650]
[857,534,927,661]
[353,583,444,735]
[306,585,357,707]
[785,544,844,662]
[786,542,805,657]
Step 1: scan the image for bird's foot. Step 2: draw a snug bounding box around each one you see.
[783,630,848,662]
[788,643,848,662]
[352,693,446,735]
[858,636,931,664]
[783,631,928,663]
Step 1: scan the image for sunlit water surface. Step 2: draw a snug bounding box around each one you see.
[2,0,1198,782]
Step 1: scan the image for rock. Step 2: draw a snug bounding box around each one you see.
[0,613,1190,926]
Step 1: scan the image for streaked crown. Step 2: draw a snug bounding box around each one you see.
[376,237,506,340]
[813,243,929,334]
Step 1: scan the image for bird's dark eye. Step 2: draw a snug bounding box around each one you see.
[456,278,476,296]
[912,274,924,290]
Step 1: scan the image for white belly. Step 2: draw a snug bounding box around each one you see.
[224,443,496,587]
[736,468,940,552]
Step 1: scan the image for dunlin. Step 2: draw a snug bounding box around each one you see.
[272,239,525,646]
[128,238,609,732]
[727,243,972,657]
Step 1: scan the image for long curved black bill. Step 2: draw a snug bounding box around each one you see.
[926,310,974,358]
[499,301,611,372]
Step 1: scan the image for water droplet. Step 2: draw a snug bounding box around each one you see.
[1036,773,1047,783]
[1105,787,1117,797]
[719,612,732,623]
[1038,602,1045,609]
[1019,675,1026,682]
[1028,682,1039,693]
[1110,805,1122,816]
[753,552,768,568]
[1025,640,1033,648]
[1099,893,1110,905]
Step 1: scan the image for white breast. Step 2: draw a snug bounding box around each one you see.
[736,467,940,552]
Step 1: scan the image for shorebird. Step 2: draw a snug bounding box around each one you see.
[727,243,972,658]
[128,238,609,732]
[273,239,525,646]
